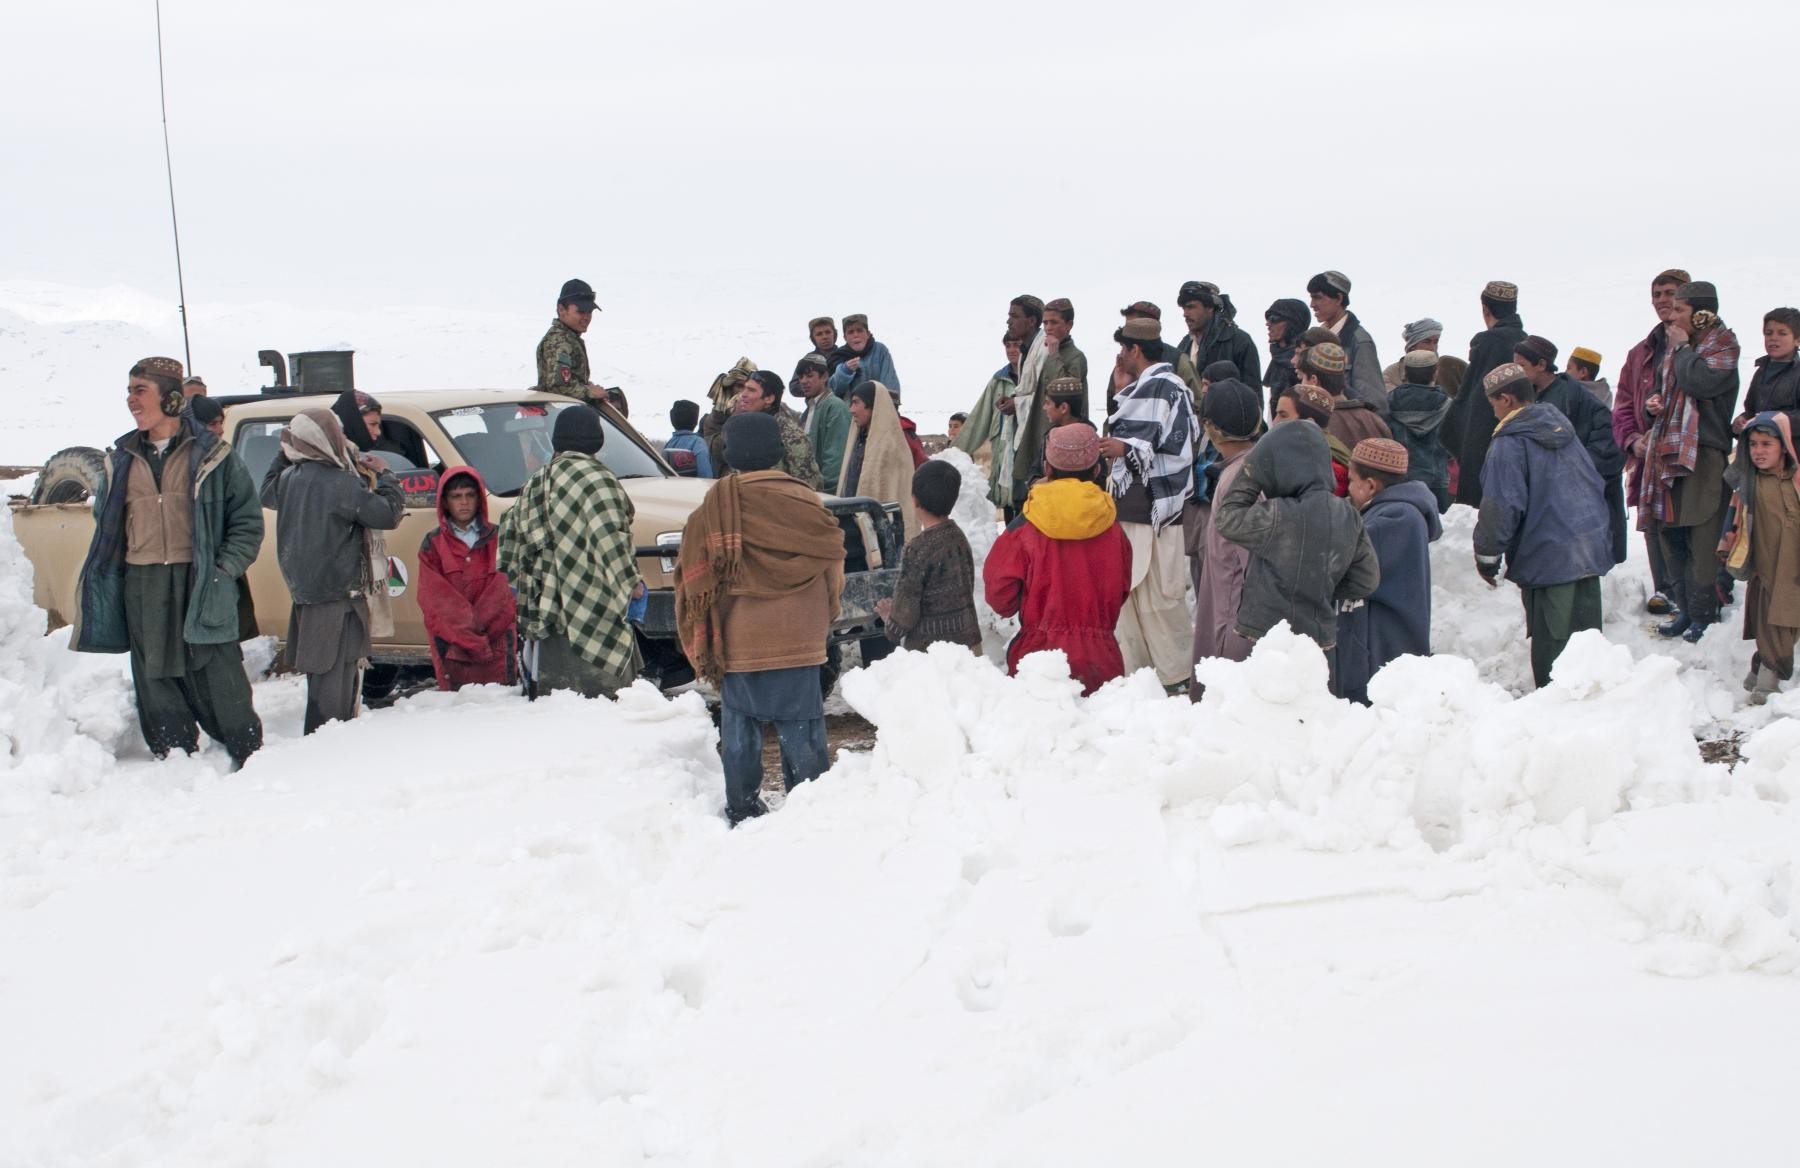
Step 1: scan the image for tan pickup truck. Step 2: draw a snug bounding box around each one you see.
[9,388,901,690]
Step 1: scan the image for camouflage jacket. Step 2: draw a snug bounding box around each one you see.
[535,319,595,399]
[771,405,823,490]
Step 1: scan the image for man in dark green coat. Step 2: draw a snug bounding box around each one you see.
[75,357,265,767]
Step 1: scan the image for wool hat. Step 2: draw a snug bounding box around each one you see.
[1118,318,1162,343]
[1044,422,1101,473]
[1676,280,1719,305]
[186,395,224,427]
[1482,280,1518,303]
[1570,346,1603,368]
[1297,383,1335,414]
[1402,349,1440,371]
[1200,378,1262,440]
[1483,363,1531,397]
[1264,298,1310,333]
[552,404,605,455]
[557,278,599,312]
[1307,342,1349,374]
[1044,376,1084,400]
[1654,268,1692,288]
[794,352,829,377]
[1044,297,1073,318]
[1202,360,1240,383]
[843,313,869,330]
[1351,437,1409,477]
[1120,300,1162,320]
[849,383,877,410]
[1010,294,1044,317]
[1402,318,1444,347]
[1312,271,1352,296]
[1514,335,1559,367]
[724,411,783,472]
[1178,280,1221,308]
[807,315,835,332]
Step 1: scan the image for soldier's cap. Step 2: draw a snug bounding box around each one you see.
[1402,349,1440,371]
[1120,300,1162,320]
[843,313,870,330]
[558,278,600,313]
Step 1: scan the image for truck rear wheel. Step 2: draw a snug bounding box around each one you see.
[30,447,107,504]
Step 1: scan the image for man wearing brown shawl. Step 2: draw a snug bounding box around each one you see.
[676,413,847,825]
[260,408,404,733]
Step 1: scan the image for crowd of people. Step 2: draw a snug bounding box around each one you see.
[69,265,1800,819]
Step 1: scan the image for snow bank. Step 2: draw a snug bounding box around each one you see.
[0,508,134,808]
[5,461,1800,1165]
[930,445,1014,661]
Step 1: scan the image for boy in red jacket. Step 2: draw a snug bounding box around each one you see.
[418,467,517,689]
[983,423,1133,694]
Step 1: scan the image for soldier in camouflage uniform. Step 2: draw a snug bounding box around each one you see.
[535,278,603,402]
[731,371,823,489]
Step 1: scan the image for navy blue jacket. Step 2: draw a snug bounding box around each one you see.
[1335,480,1442,704]
[1473,402,1614,588]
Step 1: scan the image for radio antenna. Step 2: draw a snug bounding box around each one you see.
[154,0,193,372]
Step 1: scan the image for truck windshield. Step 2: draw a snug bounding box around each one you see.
[431,402,667,495]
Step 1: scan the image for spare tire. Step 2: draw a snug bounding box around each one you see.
[29,446,107,504]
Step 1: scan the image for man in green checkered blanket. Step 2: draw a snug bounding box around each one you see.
[497,408,644,697]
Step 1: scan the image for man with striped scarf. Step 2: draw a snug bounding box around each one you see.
[1099,317,1198,693]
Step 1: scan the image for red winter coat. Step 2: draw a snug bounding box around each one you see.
[983,477,1132,695]
[418,466,517,689]
[898,415,929,468]
[1614,324,1666,502]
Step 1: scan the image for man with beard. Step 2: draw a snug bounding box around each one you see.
[1176,281,1262,391]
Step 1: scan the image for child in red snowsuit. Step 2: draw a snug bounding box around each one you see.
[418,467,517,689]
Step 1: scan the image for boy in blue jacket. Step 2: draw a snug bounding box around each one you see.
[1337,438,1442,703]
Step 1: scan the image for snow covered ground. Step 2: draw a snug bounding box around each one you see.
[3,450,1798,1165]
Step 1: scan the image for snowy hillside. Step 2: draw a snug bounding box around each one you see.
[3,446,1797,1163]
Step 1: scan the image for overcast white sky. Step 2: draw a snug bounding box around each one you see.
[4,0,1797,431]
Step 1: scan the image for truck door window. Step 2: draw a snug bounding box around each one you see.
[233,419,289,488]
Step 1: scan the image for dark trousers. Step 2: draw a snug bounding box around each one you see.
[1644,528,1671,596]
[1656,514,1727,625]
[130,641,263,764]
[302,609,366,735]
[719,667,828,815]
[1522,577,1603,688]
